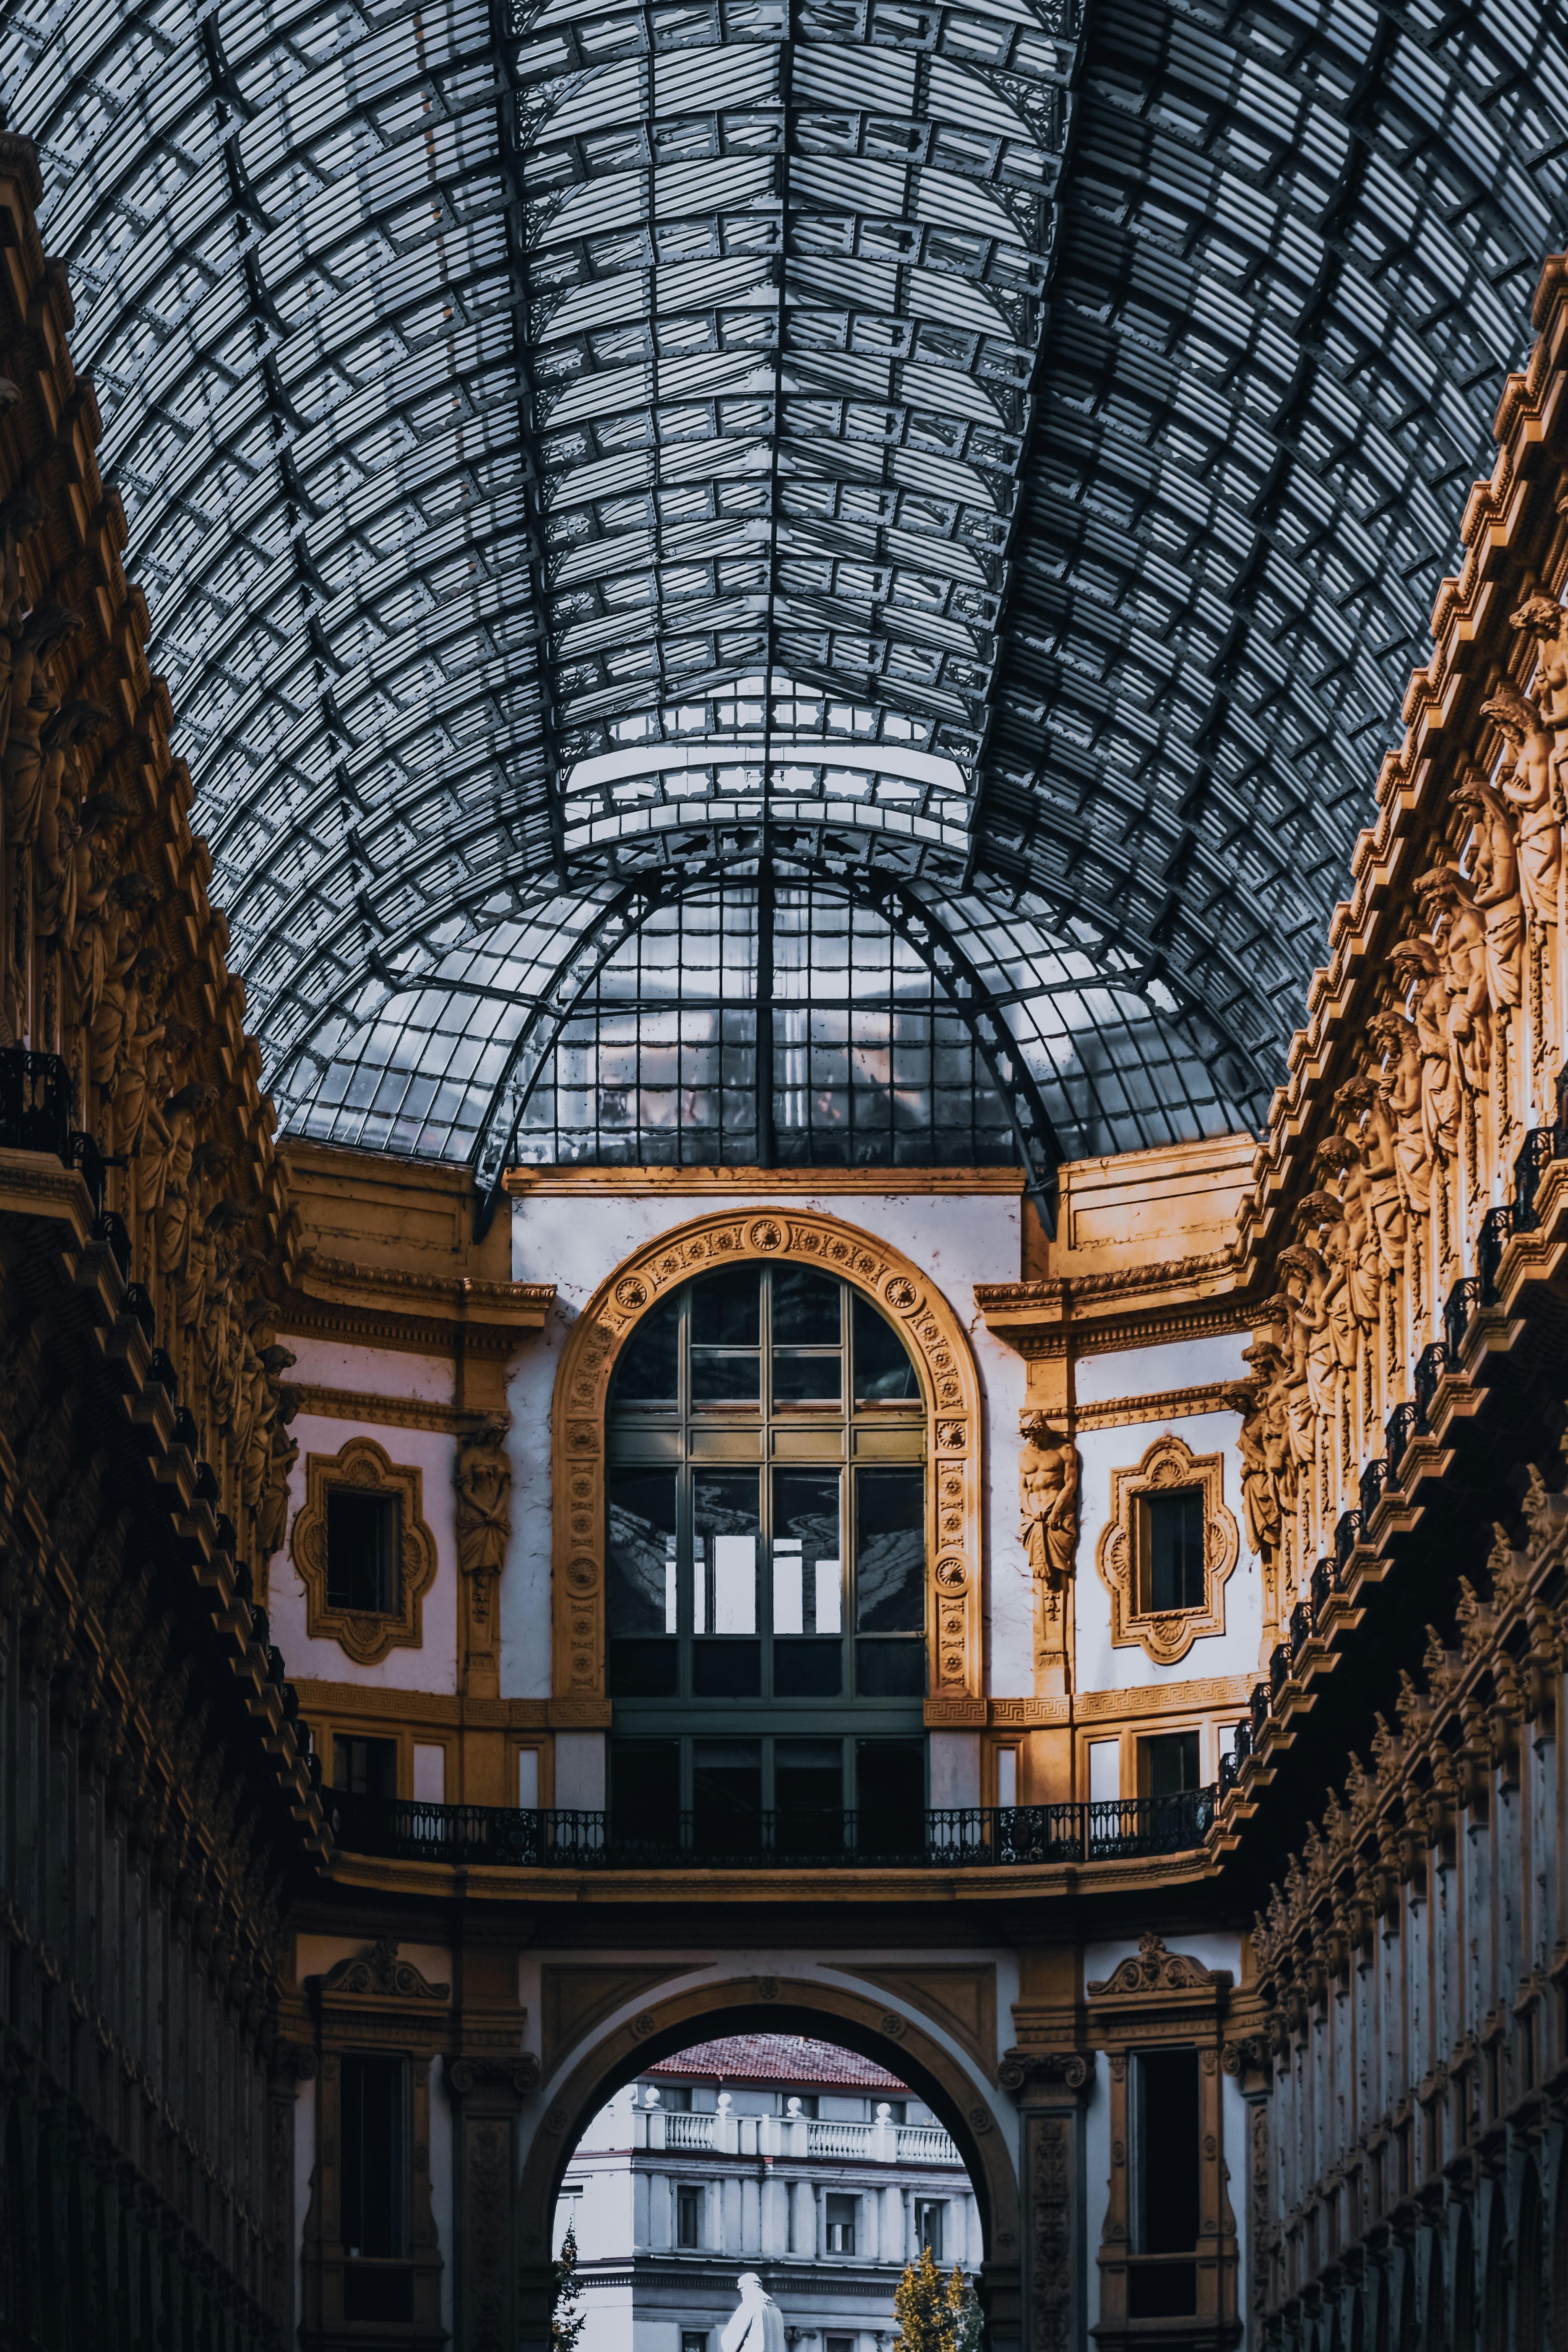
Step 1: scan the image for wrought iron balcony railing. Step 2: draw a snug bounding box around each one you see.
[326,1789,1215,1869]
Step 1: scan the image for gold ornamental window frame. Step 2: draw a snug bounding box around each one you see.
[291,1435,440,1666]
[1094,1432,1239,1668]
[549,1208,985,1724]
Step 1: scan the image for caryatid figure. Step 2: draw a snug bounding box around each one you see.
[1018,1412,1081,1593]
[1484,681,1562,927]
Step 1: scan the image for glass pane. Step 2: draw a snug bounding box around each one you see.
[772,1267,841,1343]
[1147,1490,1205,1611]
[773,1351,842,1403]
[691,1267,760,1345]
[611,1738,679,1848]
[853,1294,920,1401]
[856,1739,925,1855]
[694,1472,759,1633]
[855,1641,927,1697]
[607,1472,677,1633]
[773,1640,841,1698]
[774,1471,841,1633]
[693,1641,761,1697]
[341,2056,407,2260]
[609,1639,679,1697]
[775,1739,842,1810]
[692,1739,762,1854]
[855,1468,925,1630]
[692,1349,761,1403]
[610,1294,680,1406]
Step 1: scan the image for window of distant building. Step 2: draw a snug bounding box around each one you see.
[676,2186,704,2249]
[826,2194,857,2255]
[607,1265,927,1858]
[915,2200,945,2260]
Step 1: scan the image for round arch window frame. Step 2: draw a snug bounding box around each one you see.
[550,1208,985,1721]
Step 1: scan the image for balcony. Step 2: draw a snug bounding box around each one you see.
[644,2107,962,2164]
[326,1789,1216,1869]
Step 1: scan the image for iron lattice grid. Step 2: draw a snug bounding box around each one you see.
[0,0,1563,1185]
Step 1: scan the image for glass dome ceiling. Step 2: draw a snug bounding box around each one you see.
[3,0,1565,1214]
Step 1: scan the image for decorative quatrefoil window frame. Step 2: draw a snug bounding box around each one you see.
[1094,1432,1239,1666]
[290,1435,438,1665]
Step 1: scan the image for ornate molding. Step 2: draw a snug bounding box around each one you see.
[1087,1933,1226,2000]
[290,1435,439,1665]
[284,1381,482,1436]
[1074,1380,1244,1431]
[997,2047,1090,2096]
[549,1208,984,1703]
[1094,1430,1240,1665]
[318,1935,450,2003]
[508,1165,1024,1196]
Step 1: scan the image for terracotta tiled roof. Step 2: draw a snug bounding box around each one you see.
[645,2035,908,2092]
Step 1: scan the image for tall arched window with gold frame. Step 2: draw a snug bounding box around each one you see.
[604,1258,928,1860]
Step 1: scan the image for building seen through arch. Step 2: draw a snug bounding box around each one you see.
[557,2035,982,2352]
[0,9,1566,2352]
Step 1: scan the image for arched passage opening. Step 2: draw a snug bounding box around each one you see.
[516,1982,1020,2352]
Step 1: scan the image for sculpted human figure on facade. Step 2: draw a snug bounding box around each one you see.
[1416,870,1493,1095]
[1224,1377,1281,1558]
[1509,591,1568,750]
[1018,1412,1080,1593]
[1483,679,1563,926]
[455,1415,512,1623]
[1449,776,1524,1019]
[1365,1008,1430,1226]
[1294,1185,1360,1362]
[1330,1078,1406,1273]
[1274,1247,1333,1444]
[1388,940,1460,1165]
[1,600,77,850]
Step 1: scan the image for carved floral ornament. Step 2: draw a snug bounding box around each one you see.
[550,1208,984,1712]
[290,1435,438,1665]
[1094,1432,1239,1665]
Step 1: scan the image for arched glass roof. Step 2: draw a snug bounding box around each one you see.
[3,0,1565,1199]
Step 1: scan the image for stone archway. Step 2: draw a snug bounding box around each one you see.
[511,1972,1022,2352]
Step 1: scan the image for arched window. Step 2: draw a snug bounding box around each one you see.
[1481,2193,1508,2352]
[1453,2211,1476,2352]
[604,1261,927,1859]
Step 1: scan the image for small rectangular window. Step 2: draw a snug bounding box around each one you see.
[1141,1730,1201,1799]
[915,2200,944,2261]
[677,2185,703,2248]
[341,2054,408,2259]
[684,2334,710,2352]
[331,1736,398,1802]
[326,1489,398,1615]
[1143,1489,1205,1612]
[827,2336,856,2352]
[826,2193,857,2254]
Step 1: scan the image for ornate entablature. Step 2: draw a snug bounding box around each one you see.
[550,1208,985,1723]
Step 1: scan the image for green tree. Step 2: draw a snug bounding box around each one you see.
[893,2246,982,2352]
[553,2222,587,2352]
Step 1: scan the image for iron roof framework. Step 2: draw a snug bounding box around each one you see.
[1,0,1564,1189]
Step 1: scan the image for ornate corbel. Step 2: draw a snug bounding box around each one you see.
[997,2047,1091,2098]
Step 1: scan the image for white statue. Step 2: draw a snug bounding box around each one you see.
[721,2274,786,2352]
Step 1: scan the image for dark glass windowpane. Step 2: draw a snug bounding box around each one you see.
[693,1739,762,1853]
[853,1295,919,1401]
[772,1267,840,1343]
[610,1295,679,1406]
[1136,2051,1200,2251]
[773,1639,841,1697]
[692,1349,761,1402]
[332,1736,397,1801]
[609,1638,679,1696]
[857,1739,925,1854]
[855,1641,926,1697]
[856,1468,924,1630]
[341,2056,407,2258]
[693,1641,761,1696]
[773,1351,841,1402]
[690,1267,760,1344]
[1146,1490,1205,1612]
[607,1471,677,1634]
[326,1490,396,1614]
[693,1472,760,1635]
[775,1738,842,1817]
[1143,1731,1201,1798]
[611,1739,679,1847]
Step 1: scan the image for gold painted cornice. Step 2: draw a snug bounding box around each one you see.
[277,1250,555,1358]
